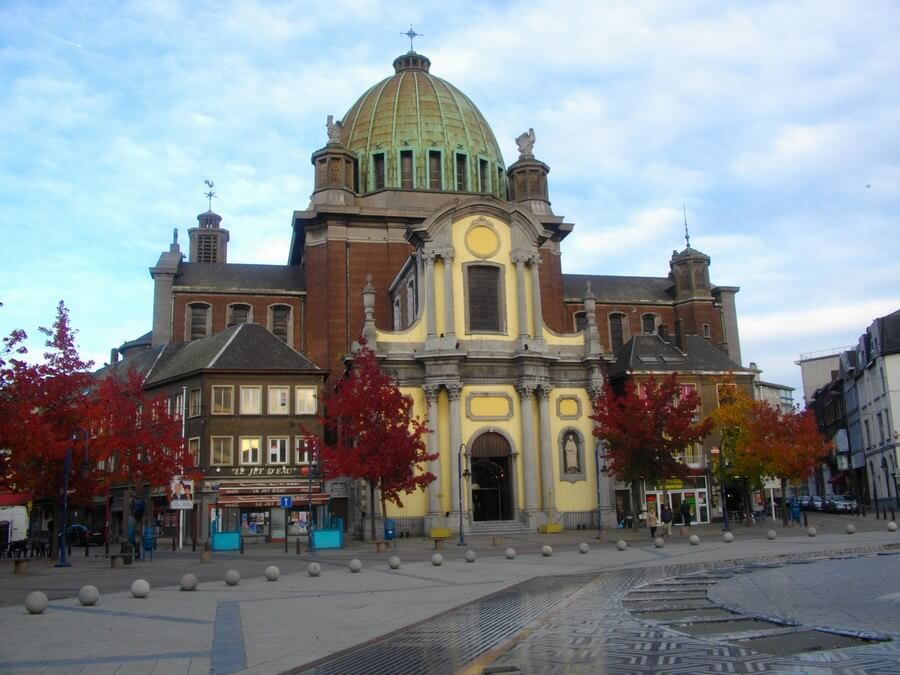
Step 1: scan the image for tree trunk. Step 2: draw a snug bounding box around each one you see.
[781,478,789,526]
[368,480,377,542]
[631,480,643,530]
[743,478,752,526]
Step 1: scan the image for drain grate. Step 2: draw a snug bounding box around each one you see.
[670,618,781,636]
[736,629,888,656]
[289,574,596,675]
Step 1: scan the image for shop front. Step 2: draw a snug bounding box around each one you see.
[213,480,329,542]
[644,475,710,525]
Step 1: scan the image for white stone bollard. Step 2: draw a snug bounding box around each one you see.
[846,523,856,535]
[431,553,444,566]
[541,545,553,557]
[465,550,477,563]
[806,526,817,537]
[265,566,280,581]
[766,530,777,540]
[131,579,150,598]
[616,540,627,551]
[689,534,700,546]
[180,574,198,591]
[653,537,665,548]
[224,570,240,586]
[723,532,734,543]
[388,556,401,569]
[889,521,898,532]
[307,562,321,577]
[349,558,362,573]
[78,585,100,606]
[578,542,589,554]
[504,547,516,560]
[25,591,48,614]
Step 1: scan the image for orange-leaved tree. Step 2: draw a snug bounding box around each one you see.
[319,341,436,541]
[591,374,712,516]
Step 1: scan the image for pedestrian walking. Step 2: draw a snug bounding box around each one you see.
[660,504,673,536]
[680,500,692,532]
[647,510,658,538]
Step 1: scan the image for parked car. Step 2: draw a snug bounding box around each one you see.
[65,524,104,546]
[799,495,813,511]
[810,495,824,511]
[826,495,857,513]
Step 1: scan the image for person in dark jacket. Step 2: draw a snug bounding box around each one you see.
[680,500,692,529]
[660,504,673,536]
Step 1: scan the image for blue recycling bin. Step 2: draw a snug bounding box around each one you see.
[383,518,396,540]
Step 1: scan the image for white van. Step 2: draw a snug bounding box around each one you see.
[0,506,29,543]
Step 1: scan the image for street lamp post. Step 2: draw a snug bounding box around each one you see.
[56,430,93,568]
[595,440,608,537]
[717,427,738,532]
[457,443,470,546]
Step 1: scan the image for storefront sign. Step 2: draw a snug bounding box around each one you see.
[211,466,301,478]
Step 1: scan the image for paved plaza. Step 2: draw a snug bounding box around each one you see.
[0,514,898,674]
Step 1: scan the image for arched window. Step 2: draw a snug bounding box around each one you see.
[227,303,252,327]
[574,311,588,333]
[641,313,656,334]
[269,305,292,343]
[609,313,626,352]
[406,279,416,326]
[187,303,210,341]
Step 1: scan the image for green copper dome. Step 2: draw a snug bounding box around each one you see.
[341,52,507,197]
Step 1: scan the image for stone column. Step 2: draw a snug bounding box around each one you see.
[448,383,462,517]
[530,255,544,339]
[538,386,555,512]
[424,385,441,516]
[442,250,456,338]
[513,254,528,338]
[424,251,437,338]
[517,383,539,512]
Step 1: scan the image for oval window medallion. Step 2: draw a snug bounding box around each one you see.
[465,218,500,259]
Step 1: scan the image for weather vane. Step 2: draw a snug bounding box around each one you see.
[402,24,422,51]
[683,203,691,248]
[204,179,216,211]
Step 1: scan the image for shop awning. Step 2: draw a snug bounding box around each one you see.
[0,492,33,507]
[215,480,329,508]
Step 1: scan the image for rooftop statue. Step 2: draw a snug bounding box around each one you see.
[515,127,535,158]
[326,114,343,145]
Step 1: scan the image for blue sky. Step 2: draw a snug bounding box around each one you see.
[2,1,899,400]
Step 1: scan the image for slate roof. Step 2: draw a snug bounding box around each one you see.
[144,323,321,386]
[608,334,747,378]
[562,274,674,303]
[95,344,165,383]
[877,308,900,354]
[118,331,152,355]
[174,263,305,292]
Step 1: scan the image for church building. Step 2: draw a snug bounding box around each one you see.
[130,49,746,539]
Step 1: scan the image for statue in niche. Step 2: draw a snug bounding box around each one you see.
[326,114,343,144]
[563,432,580,473]
[515,128,535,158]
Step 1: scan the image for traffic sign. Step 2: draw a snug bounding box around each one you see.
[710,446,720,456]
[279,496,293,508]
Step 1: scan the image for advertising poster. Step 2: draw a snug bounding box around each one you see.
[168,476,194,509]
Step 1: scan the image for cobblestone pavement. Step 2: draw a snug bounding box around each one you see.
[474,549,900,674]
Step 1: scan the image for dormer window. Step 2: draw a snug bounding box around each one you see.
[372,153,386,190]
[455,153,468,191]
[479,158,490,193]
[400,150,413,189]
[428,151,442,190]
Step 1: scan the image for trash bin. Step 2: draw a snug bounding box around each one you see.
[383,518,396,541]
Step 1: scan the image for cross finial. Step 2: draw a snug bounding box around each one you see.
[683,203,691,248]
[402,24,422,52]
[204,179,216,212]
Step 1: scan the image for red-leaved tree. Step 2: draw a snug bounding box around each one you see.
[591,374,713,515]
[319,341,436,541]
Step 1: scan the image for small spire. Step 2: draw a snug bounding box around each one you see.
[172,228,178,245]
[402,24,422,52]
[204,179,216,212]
[683,203,691,248]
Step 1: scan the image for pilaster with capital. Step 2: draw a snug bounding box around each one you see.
[440,250,456,337]
[423,251,437,338]
[517,382,539,512]
[424,384,441,515]
[538,385,555,512]
[529,254,544,339]
[512,253,529,338]
[447,383,462,515]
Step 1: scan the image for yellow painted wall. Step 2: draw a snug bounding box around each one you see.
[549,388,598,512]
[384,386,429,517]
[376,311,427,343]
[451,215,519,340]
